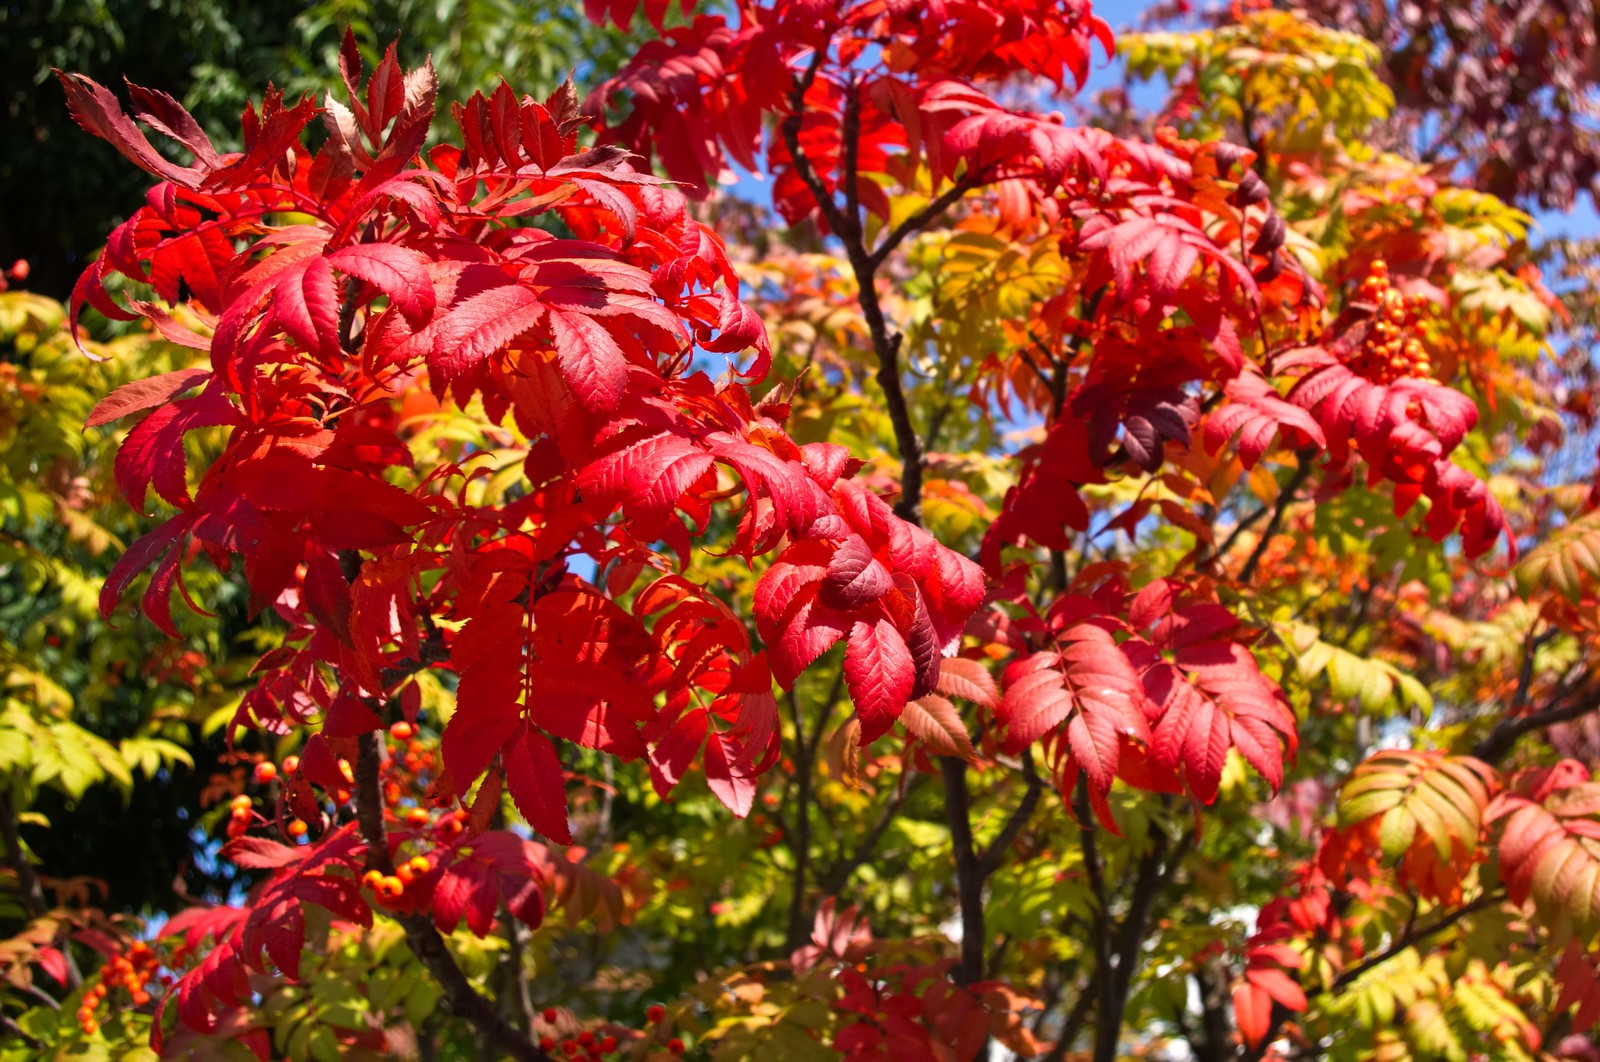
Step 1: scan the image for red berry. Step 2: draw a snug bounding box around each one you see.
[544,1007,559,1024]
[601,1036,617,1052]
[646,1004,666,1023]
[390,720,415,740]
[668,1038,685,1055]
[9,259,29,281]
[540,1037,555,1052]
[578,1030,595,1046]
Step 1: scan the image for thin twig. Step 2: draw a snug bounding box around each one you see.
[977,749,1042,877]
[1315,891,1502,998]
[1472,684,1600,765]
[354,733,555,1062]
[1236,452,1316,584]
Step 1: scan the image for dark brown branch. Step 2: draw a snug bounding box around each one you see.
[353,732,555,1062]
[783,48,997,1003]
[785,688,818,950]
[1074,781,1116,1062]
[1316,891,1502,998]
[1094,827,1176,1062]
[1236,452,1316,584]
[866,176,981,270]
[500,899,536,1033]
[0,787,47,919]
[785,670,849,949]
[0,1014,42,1051]
[1472,676,1597,765]
[940,756,986,986]
[781,50,851,239]
[1212,500,1275,562]
[977,748,1041,878]
[819,772,922,894]
[840,77,863,240]
[1244,891,1506,1061]
[1188,961,1236,1062]
[1042,981,1096,1062]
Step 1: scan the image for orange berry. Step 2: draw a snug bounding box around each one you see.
[287,819,309,839]
[390,720,415,740]
[396,863,417,884]
[132,990,151,1005]
[337,758,355,785]
[377,875,405,901]
[407,855,430,875]
[405,807,430,826]
[362,870,384,890]
[281,755,300,775]
[253,762,278,784]
[231,794,253,812]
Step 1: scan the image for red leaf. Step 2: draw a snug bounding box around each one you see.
[221,837,304,870]
[441,698,521,790]
[1233,983,1271,1049]
[548,307,628,412]
[328,243,435,325]
[822,534,894,609]
[1246,967,1307,1012]
[430,282,547,388]
[843,615,915,744]
[274,255,341,357]
[935,658,999,709]
[997,625,1146,783]
[85,367,211,427]
[35,947,69,986]
[506,728,573,845]
[901,694,976,760]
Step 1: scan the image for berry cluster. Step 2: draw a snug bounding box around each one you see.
[77,941,171,1036]
[534,1004,684,1060]
[1346,260,1433,384]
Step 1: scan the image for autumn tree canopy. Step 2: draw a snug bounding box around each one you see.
[1,2,1598,1061]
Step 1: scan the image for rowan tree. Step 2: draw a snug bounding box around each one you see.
[2,2,1599,1061]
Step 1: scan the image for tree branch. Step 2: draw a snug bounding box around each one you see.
[1236,452,1316,584]
[353,731,555,1062]
[941,756,986,986]
[1472,680,1599,765]
[785,687,819,950]
[0,786,46,920]
[977,748,1042,878]
[819,772,922,895]
[0,1014,41,1051]
[1316,891,1502,998]
[867,176,981,271]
